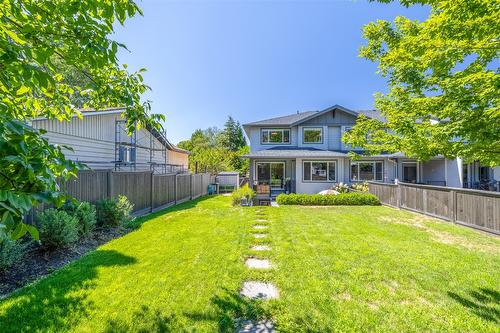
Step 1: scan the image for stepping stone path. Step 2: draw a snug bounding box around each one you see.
[253,225,268,230]
[245,258,273,269]
[251,245,271,251]
[237,319,276,333]
[237,210,278,333]
[240,281,279,300]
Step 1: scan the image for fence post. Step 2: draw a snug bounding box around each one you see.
[190,174,193,200]
[107,169,113,199]
[450,189,456,223]
[397,184,401,208]
[150,171,154,213]
[174,174,178,205]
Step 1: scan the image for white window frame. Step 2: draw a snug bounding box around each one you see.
[303,160,337,182]
[302,127,323,144]
[260,128,291,145]
[350,161,383,182]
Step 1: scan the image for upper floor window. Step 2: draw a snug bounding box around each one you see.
[261,128,290,144]
[303,127,323,144]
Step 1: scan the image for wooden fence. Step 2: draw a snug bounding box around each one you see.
[29,170,215,222]
[368,182,500,235]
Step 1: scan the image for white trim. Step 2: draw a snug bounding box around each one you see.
[302,127,324,144]
[31,109,126,121]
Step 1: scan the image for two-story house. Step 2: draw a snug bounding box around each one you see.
[243,105,499,202]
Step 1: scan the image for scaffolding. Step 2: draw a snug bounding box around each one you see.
[114,119,185,174]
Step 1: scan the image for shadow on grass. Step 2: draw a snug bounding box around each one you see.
[0,250,136,333]
[448,288,500,323]
[102,288,270,333]
[127,195,216,229]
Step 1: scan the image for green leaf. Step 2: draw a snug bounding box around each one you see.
[11,222,27,240]
[16,86,30,95]
[25,224,39,240]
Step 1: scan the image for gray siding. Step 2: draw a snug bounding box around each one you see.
[301,109,357,125]
[327,126,341,150]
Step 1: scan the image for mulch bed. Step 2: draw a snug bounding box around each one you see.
[0,226,130,299]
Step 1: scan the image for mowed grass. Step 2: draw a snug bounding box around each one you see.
[0,196,499,332]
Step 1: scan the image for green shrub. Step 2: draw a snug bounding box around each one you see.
[96,195,134,227]
[0,233,26,272]
[38,209,79,249]
[62,201,97,237]
[231,184,256,206]
[276,192,380,206]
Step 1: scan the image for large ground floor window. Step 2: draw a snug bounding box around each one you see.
[303,161,336,182]
[351,161,383,181]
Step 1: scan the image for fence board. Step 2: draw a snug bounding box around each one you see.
[111,171,152,212]
[368,182,500,235]
[152,174,176,209]
[176,174,192,202]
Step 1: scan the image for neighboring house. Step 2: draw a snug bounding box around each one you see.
[243,105,499,199]
[31,107,189,174]
[167,146,190,170]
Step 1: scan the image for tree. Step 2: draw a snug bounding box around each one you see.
[178,121,249,175]
[220,116,246,152]
[343,0,500,166]
[0,1,164,239]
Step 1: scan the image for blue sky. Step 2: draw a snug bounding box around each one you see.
[114,0,429,144]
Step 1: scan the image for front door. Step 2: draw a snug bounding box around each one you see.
[256,162,285,189]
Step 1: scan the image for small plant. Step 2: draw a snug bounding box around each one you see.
[96,195,134,227]
[334,182,349,193]
[38,209,79,249]
[62,201,97,237]
[276,192,380,206]
[351,182,369,192]
[231,184,256,206]
[0,233,26,272]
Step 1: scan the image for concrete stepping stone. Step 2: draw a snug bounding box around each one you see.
[255,219,269,222]
[237,319,276,333]
[253,225,268,230]
[245,258,273,269]
[251,245,271,251]
[253,233,267,239]
[240,281,279,300]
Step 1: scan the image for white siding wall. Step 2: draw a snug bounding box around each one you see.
[32,113,167,170]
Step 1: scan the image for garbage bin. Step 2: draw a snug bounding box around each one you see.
[208,183,219,195]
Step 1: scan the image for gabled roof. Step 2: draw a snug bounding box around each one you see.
[243,104,385,127]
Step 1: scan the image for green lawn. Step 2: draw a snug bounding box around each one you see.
[0,196,499,332]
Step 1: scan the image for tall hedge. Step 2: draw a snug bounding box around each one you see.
[276,193,380,206]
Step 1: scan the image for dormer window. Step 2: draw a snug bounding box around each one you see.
[261,128,290,144]
[303,127,323,144]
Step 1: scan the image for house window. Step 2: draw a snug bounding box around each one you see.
[303,161,336,182]
[261,129,290,144]
[303,127,323,144]
[350,161,383,181]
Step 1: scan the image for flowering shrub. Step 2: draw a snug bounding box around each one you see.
[334,182,349,193]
